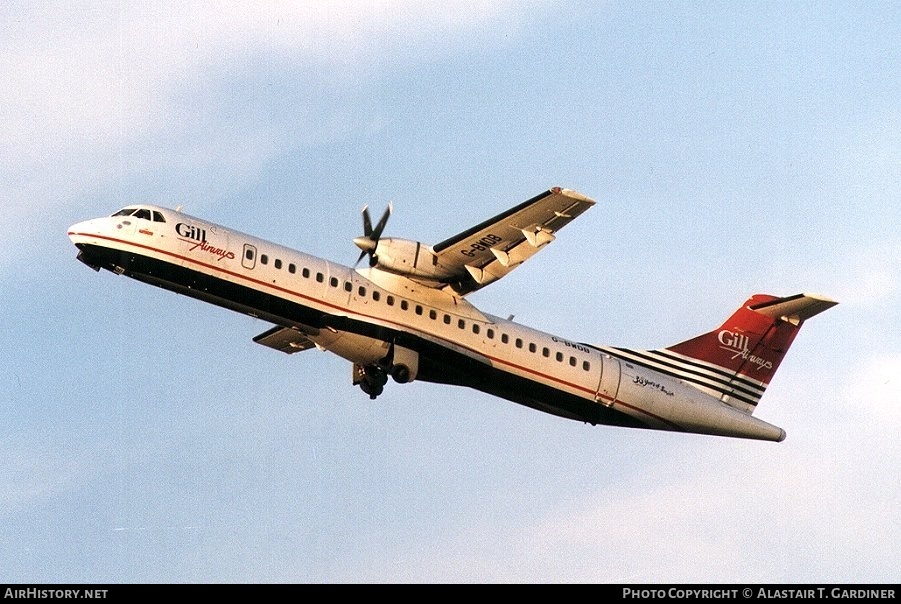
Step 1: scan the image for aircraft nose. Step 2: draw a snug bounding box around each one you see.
[68,217,108,247]
[68,218,107,271]
[68,219,92,242]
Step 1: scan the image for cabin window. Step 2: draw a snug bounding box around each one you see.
[329,277,338,287]
[529,343,536,353]
[555,351,563,362]
[358,286,366,296]
[429,309,437,320]
[344,282,353,293]
[387,295,395,306]
[288,264,296,274]
[569,356,577,367]
[245,248,254,261]
[472,324,480,335]
[501,334,509,344]
[302,268,310,278]
[261,254,268,265]
[443,314,451,324]
[401,300,409,311]
[487,329,495,339]
[275,259,282,269]
[316,272,324,283]
[542,347,550,358]
[415,305,423,316]
[583,361,591,371]
[515,338,523,348]
[152,211,166,223]
[457,319,465,329]
[372,291,380,302]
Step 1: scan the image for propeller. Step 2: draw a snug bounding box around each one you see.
[353,203,391,267]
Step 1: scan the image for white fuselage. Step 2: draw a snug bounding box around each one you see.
[68,205,786,441]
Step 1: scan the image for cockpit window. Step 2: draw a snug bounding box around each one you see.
[111,207,166,222]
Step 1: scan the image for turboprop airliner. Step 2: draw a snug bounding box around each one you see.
[68,187,836,441]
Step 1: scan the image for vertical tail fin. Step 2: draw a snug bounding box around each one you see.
[667,293,837,412]
[611,294,837,414]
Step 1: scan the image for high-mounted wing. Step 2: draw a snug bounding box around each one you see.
[432,187,595,295]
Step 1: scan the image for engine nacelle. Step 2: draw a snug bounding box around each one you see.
[372,238,448,281]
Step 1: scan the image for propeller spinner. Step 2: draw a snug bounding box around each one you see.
[353,203,392,267]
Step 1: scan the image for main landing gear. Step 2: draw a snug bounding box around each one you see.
[352,345,419,400]
[354,363,388,400]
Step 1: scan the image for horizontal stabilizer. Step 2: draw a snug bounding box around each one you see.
[253,325,316,354]
[749,293,838,325]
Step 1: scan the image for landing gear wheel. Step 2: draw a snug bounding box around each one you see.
[360,379,384,400]
[357,364,388,400]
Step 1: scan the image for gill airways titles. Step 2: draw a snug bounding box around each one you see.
[175,222,235,262]
[717,329,773,371]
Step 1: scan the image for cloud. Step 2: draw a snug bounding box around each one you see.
[2,0,532,269]
[357,431,897,583]
[2,1,527,170]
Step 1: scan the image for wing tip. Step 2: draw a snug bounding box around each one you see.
[553,187,596,205]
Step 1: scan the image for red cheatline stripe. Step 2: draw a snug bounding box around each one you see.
[70,231,684,430]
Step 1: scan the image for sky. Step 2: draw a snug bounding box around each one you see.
[1,0,899,583]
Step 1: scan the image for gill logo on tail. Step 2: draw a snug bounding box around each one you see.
[717,330,773,371]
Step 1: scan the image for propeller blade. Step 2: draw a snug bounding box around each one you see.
[370,203,392,243]
[353,202,391,268]
[361,205,372,237]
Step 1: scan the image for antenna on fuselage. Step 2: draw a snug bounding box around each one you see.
[175,205,184,212]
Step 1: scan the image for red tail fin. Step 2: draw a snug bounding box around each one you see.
[663,293,837,412]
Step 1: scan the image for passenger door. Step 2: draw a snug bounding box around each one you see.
[595,354,621,407]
